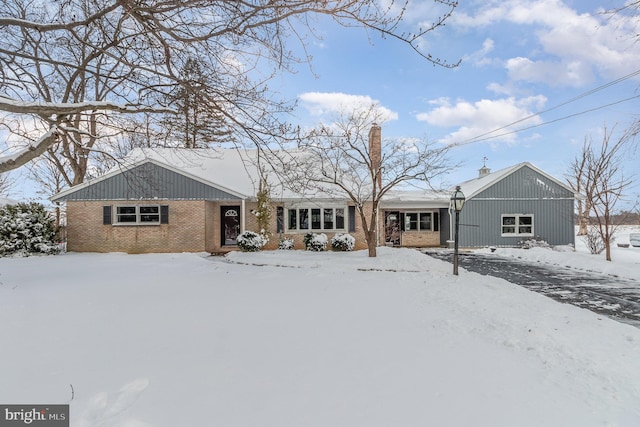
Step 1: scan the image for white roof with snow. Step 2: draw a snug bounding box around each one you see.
[381,189,451,208]
[51,147,340,201]
[52,149,575,206]
[0,197,18,206]
[123,147,263,197]
[457,162,577,199]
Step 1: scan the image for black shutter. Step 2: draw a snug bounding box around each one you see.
[160,205,169,224]
[433,212,439,232]
[103,205,112,225]
[348,206,356,232]
[276,206,284,233]
[399,213,406,231]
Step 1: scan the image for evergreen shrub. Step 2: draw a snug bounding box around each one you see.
[304,232,327,251]
[236,231,267,252]
[330,233,355,251]
[0,202,59,256]
[278,236,294,250]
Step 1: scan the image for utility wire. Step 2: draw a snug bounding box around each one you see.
[451,94,640,146]
[447,68,640,147]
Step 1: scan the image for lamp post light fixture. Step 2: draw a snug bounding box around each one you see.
[451,186,466,275]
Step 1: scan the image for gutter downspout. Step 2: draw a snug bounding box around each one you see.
[447,203,454,248]
[241,199,246,232]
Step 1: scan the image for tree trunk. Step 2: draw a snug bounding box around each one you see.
[367,238,377,257]
[364,228,377,257]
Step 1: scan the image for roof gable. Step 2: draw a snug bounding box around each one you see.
[458,162,576,200]
[51,154,251,201]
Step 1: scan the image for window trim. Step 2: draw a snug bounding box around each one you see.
[402,211,437,232]
[501,214,534,236]
[286,205,347,233]
[114,205,162,225]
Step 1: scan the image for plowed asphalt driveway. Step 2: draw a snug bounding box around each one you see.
[424,250,640,328]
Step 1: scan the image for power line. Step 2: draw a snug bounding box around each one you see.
[451,94,640,146]
[447,68,640,147]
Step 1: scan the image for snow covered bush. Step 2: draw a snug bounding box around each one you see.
[0,202,59,256]
[278,236,294,250]
[519,236,550,249]
[236,231,267,252]
[330,233,355,251]
[304,232,327,251]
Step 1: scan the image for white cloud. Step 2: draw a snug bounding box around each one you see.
[486,82,519,96]
[416,95,547,145]
[465,38,497,67]
[505,57,596,87]
[452,0,640,86]
[298,92,399,122]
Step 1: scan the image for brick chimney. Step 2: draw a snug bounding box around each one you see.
[369,123,382,190]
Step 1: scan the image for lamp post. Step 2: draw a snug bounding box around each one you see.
[451,186,466,275]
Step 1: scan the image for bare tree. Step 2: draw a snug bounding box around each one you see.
[269,106,452,257]
[28,154,67,229]
[0,172,14,196]
[572,123,639,261]
[0,0,459,175]
[567,137,592,236]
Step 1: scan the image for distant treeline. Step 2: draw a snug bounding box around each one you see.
[575,211,640,225]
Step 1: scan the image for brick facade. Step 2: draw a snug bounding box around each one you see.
[67,200,208,253]
[66,200,442,253]
[393,230,441,247]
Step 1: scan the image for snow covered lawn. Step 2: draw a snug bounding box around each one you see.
[1,235,639,426]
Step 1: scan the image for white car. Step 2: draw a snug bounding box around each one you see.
[630,233,640,247]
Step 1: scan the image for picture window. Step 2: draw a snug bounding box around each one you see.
[287,206,347,232]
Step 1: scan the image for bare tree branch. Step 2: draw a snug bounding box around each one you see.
[1,0,458,177]
[264,105,453,257]
[571,121,639,261]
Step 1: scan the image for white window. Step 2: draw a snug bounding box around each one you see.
[404,212,436,231]
[115,205,160,225]
[287,206,345,232]
[502,214,534,236]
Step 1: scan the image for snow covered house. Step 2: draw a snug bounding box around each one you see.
[50,145,577,253]
[49,148,363,253]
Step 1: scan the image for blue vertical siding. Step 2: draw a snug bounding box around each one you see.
[460,166,575,247]
[57,162,243,201]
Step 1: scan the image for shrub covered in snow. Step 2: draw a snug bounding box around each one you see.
[278,236,294,250]
[519,236,550,249]
[0,202,59,256]
[236,231,267,252]
[304,232,327,251]
[330,233,355,251]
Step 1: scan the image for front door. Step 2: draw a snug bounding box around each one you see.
[384,211,401,246]
[221,206,240,246]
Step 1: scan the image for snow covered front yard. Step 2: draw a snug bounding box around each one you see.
[1,234,639,426]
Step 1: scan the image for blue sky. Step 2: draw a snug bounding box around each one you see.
[277,0,640,203]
